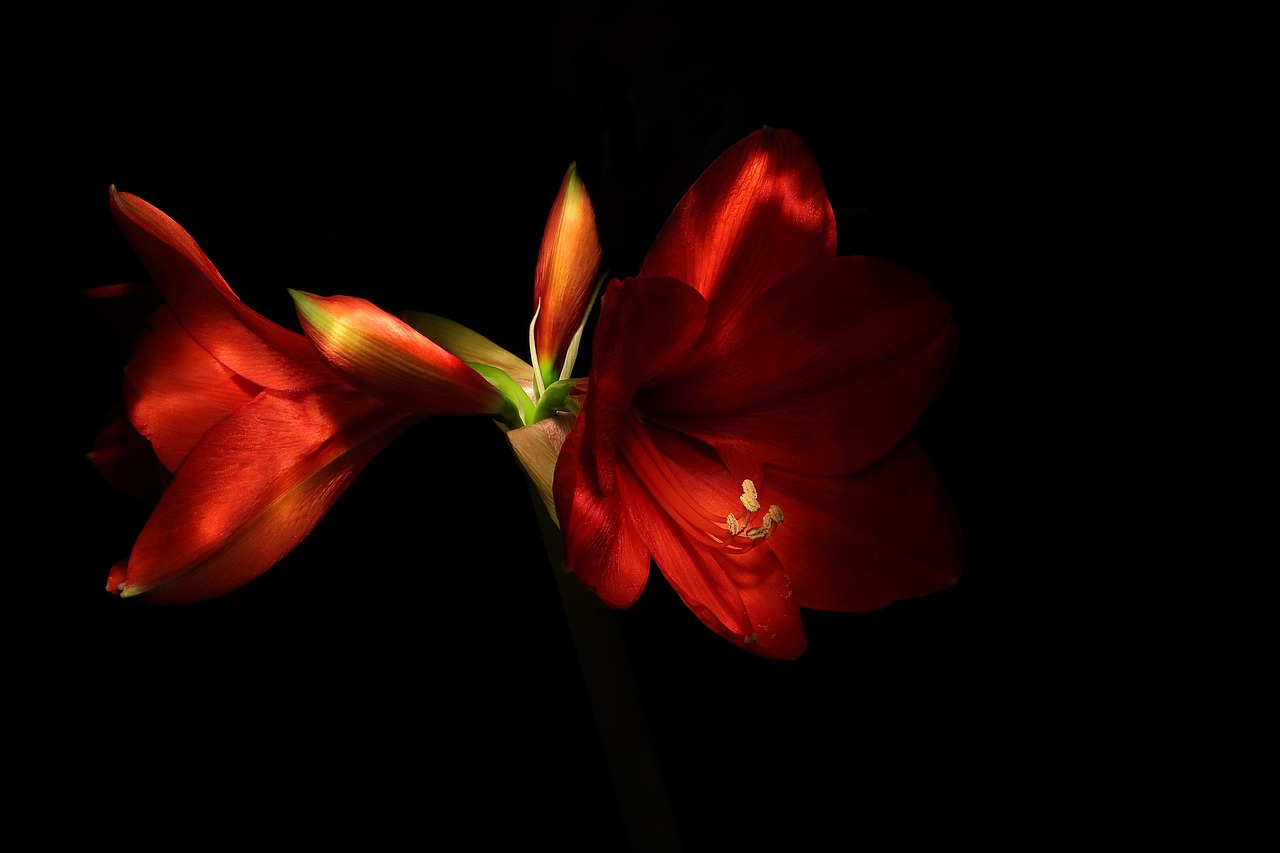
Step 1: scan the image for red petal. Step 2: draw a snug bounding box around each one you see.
[124,306,262,473]
[292,291,506,416]
[619,436,807,659]
[573,276,707,495]
[645,255,958,477]
[640,127,836,333]
[111,388,422,604]
[554,407,652,608]
[88,406,169,504]
[765,438,963,612]
[109,189,331,390]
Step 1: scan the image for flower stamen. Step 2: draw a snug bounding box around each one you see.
[621,418,783,553]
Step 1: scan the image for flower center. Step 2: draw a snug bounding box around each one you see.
[621,416,783,554]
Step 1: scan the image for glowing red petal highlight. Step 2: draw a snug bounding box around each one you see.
[124,306,262,473]
[640,127,836,332]
[112,389,422,604]
[292,290,506,416]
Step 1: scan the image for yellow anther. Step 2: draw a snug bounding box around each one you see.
[724,481,784,543]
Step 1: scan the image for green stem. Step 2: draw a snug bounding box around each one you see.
[524,477,682,852]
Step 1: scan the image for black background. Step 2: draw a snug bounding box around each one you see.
[27,6,1055,850]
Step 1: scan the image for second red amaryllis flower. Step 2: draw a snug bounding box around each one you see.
[92,189,506,604]
[553,127,963,659]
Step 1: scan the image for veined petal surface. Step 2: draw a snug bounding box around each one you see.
[533,162,602,386]
[639,127,836,334]
[555,411,653,608]
[643,255,958,477]
[110,389,422,604]
[292,291,506,416]
[765,438,963,611]
[124,306,262,473]
[568,276,707,497]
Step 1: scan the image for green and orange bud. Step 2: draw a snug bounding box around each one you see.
[532,162,603,394]
[290,289,508,418]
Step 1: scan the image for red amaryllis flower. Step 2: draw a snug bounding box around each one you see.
[553,128,963,659]
[92,188,505,604]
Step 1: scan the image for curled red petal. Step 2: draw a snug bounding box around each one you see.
[640,127,836,332]
[554,403,652,608]
[765,438,963,612]
[111,388,423,604]
[109,189,331,390]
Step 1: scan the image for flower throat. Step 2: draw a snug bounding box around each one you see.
[621,417,783,554]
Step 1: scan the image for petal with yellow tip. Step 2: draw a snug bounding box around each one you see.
[532,162,603,390]
[291,290,506,416]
